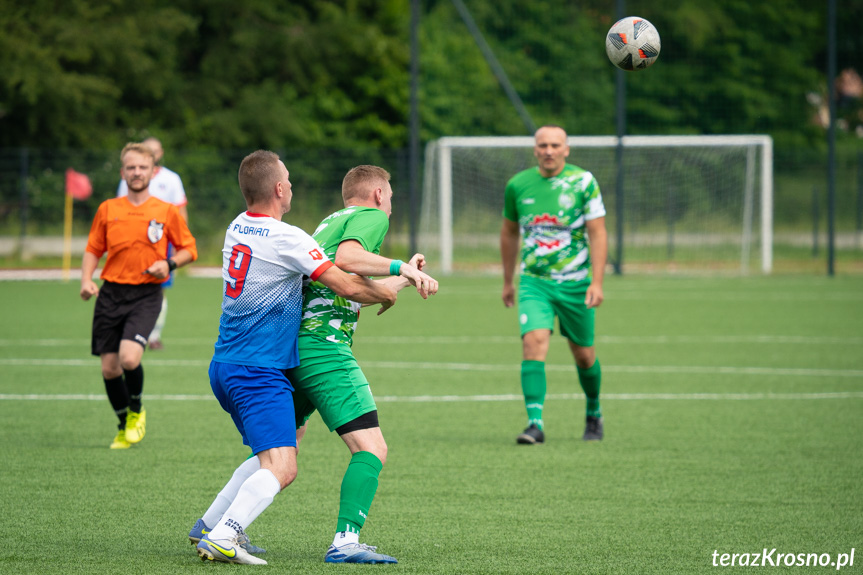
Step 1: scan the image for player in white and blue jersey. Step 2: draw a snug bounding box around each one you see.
[190,151,398,566]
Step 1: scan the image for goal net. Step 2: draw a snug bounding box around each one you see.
[419,135,773,275]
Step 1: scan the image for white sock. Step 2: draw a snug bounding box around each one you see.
[149,296,168,342]
[332,531,359,547]
[208,469,280,541]
[202,456,261,529]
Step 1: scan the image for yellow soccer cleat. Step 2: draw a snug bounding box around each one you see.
[110,429,131,449]
[125,409,147,444]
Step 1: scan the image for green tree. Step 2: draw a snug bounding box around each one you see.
[0,0,195,148]
[0,0,860,150]
[420,0,614,138]
[633,0,824,145]
[168,0,410,149]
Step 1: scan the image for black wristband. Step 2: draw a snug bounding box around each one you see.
[166,258,177,272]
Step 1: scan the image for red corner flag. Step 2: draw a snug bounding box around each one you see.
[65,168,92,200]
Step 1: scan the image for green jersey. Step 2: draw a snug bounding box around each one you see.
[503,163,605,283]
[298,206,389,346]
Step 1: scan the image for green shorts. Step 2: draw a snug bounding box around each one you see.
[517,274,595,347]
[285,335,377,432]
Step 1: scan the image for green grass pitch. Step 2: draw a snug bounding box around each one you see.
[0,274,861,574]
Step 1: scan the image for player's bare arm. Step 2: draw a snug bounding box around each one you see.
[80,251,101,301]
[335,240,438,298]
[584,217,607,309]
[317,265,398,314]
[500,218,521,308]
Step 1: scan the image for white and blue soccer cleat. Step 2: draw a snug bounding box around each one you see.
[188,518,210,545]
[325,542,398,564]
[189,518,266,554]
[235,531,267,555]
[196,533,267,565]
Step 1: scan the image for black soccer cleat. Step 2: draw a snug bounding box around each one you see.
[583,416,604,441]
[516,423,545,445]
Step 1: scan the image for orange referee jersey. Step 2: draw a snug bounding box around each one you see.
[85,195,198,285]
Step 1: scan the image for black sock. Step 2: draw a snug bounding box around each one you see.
[124,365,144,413]
[104,375,129,428]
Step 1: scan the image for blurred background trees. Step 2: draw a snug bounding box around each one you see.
[2,0,861,150]
[1,0,861,268]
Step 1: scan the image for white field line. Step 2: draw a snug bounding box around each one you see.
[1,358,862,378]
[431,289,863,302]
[597,292,863,302]
[1,334,862,346]
[362,361,863,378]
[362,335,863,345]
[1,392,862,402]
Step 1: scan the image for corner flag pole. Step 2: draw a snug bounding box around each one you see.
[62,191,73,282]
[62,168,92,282]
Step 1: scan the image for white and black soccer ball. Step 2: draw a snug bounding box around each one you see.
[605,17,661,71]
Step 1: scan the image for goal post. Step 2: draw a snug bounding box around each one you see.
[420,135,773,275]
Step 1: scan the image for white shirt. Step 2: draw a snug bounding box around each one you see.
[212,212,333,369]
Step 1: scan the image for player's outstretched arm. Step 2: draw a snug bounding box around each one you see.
[317,265,398,314]
[360,254,438,310]
[397,253,438,299]
[335,240,437,298]
[334,240,397,275]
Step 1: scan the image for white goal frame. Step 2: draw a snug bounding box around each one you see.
[427,134,773,274]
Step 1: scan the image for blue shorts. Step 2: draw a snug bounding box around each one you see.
[208,361,297,454]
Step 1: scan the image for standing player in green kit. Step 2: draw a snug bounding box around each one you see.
[500,125,608,445]
[288,165,439,564]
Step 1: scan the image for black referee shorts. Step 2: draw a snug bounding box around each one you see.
[91,281,163,356]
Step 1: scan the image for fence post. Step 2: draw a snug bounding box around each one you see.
[812,186,819,257]
[666,184,675,260]
[18,148,29,259]
[857,150,862,250]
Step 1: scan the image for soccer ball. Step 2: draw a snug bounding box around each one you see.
[605,17,661,71]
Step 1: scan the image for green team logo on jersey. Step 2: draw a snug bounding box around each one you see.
[504,165,605,283]
[300,282,361,344]
[299,206,388,346]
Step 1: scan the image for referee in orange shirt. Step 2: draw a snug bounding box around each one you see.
[80,142,198,449]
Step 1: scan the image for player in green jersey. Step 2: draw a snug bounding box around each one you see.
[500,125,608,444]
[288,165,438,564]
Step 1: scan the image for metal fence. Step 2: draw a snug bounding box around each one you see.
[1,146,861,267]
[0,147,414,262]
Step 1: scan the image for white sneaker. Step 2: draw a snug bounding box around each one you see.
[325,542,397,564]
[196,533,267,565]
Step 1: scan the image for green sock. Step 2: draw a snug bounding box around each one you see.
[577,359,602,418]
[336,451,383,535]
[521,360,546,429]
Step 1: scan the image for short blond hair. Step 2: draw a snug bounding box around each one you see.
[535,124,568,139]
[342,165,391,204]
[120,142,156,164]
[238,150,282,206]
